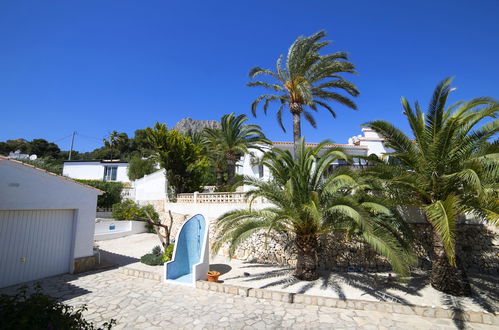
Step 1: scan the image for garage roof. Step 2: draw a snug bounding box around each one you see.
[0,156,104,194]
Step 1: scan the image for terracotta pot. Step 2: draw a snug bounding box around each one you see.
[207,271,220,282]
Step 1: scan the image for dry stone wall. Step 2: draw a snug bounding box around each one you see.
[139,200,499,275]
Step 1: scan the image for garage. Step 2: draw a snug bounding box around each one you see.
[0,210,75,287]
[0,156,102,288]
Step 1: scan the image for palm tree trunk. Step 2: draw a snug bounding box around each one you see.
[216,167,224,186]
[294,235,319,281]
[430,229,471,296]
[226,152,236,183]
[290,102,302,156]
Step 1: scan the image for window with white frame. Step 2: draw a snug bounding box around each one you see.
[103,166,118,181]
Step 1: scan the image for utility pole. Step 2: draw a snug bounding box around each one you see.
[68,131,76,160]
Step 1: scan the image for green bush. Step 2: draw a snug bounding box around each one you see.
[140,245,164,266]
[112,200,159,224]
[127,156,156,180]
[76,180,124,208]
[0,284,116,329]
[161,244,175,262]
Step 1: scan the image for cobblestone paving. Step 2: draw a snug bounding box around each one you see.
[2,268,495,329]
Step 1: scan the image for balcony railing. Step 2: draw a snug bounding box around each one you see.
[176,192,264,204]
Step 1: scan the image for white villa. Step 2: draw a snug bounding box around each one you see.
[237,128,390,183]
[63,160,130,183]
[62,128,389,203]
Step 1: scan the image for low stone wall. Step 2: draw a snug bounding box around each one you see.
[73,255,96,274]
[138,199,499,274]
[232,224,499,275]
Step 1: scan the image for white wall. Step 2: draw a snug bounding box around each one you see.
[236,143,369,190]
[63,162,130,182]
[94,219,147,240]
[0,159,101,260]
[348,128,392,158]
[134,169,167,201]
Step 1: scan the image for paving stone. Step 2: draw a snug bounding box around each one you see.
[0,268,492,329]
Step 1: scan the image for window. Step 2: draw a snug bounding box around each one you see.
[258,164,264,178]
[103,166,117,181]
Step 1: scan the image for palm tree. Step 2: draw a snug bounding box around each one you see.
[248,30,359,153]
[204,113,270,183]
[103,131,128,160]
[364,77,498,296]
[213,139,415,280]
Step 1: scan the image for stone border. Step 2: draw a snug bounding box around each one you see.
[118,266,162,282]
[195,281,498,325]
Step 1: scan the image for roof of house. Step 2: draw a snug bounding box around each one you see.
[63,159,128,164]
[0,156,104,194]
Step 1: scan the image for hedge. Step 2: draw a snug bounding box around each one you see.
[76,180,124,208]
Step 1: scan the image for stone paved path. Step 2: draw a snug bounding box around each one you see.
[1,268,495,329]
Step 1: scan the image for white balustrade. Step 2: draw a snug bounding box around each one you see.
[175,192,263,204]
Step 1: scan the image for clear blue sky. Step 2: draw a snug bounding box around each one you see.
[1,0,498,152]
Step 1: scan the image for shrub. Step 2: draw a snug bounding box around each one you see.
[112,200,159,224]
[76,180,124,208]
[140,245,164,266]
[0,284,116,329]
[162,244,175,262]
[127,156,156,180]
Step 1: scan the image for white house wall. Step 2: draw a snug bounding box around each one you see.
[63,162,130,182]
[0,161,100,259]
[134,169,167,201]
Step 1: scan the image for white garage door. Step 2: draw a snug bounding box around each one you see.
[0,209,74,288]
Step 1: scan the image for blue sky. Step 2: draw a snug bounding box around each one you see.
[1,0,498,152]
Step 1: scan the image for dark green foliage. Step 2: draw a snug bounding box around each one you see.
[363,78,498,295]
[248,30,359,149]
[127,156,156,180]
[140,245,164,266]
[20,157,64,175]
[0,138,62,159]
[112,200,159,222]
[203,113,270,187]
[214,174,244,192]
[214,139,415,280]
[146,122,209,194]
[76,180,124,208]
[0,284,115,330]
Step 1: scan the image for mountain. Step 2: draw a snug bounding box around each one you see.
[172,118,220,134]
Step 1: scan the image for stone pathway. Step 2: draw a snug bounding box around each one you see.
[1,268,495,329]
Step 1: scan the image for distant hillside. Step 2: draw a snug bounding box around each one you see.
[173,118,220,134]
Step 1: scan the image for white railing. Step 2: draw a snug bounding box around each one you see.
[176,192,264,204]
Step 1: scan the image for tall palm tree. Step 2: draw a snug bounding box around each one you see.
[248,30,359,153]
[204,113,270,183]
[364,77,498,296]
[103,131,128,160]
[213,139,415,280]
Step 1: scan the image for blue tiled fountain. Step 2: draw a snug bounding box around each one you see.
[165,214,209,286]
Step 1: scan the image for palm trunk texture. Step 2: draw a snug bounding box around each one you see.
[430,229,471,296]
[290,102,302,156]
[294,235,319,281]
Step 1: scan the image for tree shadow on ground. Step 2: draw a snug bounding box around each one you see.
[235,264,426,306]
[0,267,118,303]
[99,249,139,267]
[209,264,232,275]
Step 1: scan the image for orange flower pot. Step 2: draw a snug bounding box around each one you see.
[207,271,220,282]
